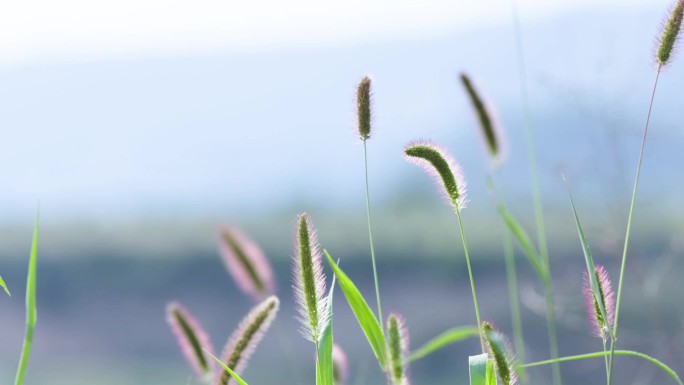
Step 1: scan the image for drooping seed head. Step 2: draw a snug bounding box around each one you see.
[166,302,215,381]
[482,322,517,385]
[216,296,280,385]
[404,140,468,212]
[387,314,410,385]
[292,213,328,342]
[583,264,615,339]
[656,0,684,66]
[218,225,276,301]
[357,76,373,140]
[460,73,506,165]
[332,344,349,385]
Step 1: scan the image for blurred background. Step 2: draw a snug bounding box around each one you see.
[1,0,683,384]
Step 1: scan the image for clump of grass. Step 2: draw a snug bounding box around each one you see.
[218,225,276,301]
[166,302,216,381]
[216,296,280,385]
[292,213,328,343]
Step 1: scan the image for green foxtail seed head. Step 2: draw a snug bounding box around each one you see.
[583,264,615,339]
[387,314,410,385]
[460,73,505,165]
[357,76,373,140]
[166,302,215,381]
[657,0,684,66]
[404,140,468,212]
[482,322,517,385]
[292,213,328,342]
[218,225,276,301]
[216,296,279,385]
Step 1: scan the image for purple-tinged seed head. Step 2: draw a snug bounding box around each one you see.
[387,313,411,385]
[357,76,373,140]
[332,344,349,385]
[482,321,517,385]
[218,225,276,302]
[404,140,468,212]
[166,302,215,381]
[292,213,328,342]
[216,295,280,385]
[583,264,615,339]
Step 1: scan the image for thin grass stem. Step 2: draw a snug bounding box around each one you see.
[363,140,384,335]
[455,209,484,353]
[609,64,662,385]
[510,2,561,383]
[518,350,682,385]
[503,227,527,383]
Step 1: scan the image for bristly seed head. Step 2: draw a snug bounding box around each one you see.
[166,302,215,381]
[404,140,468,212]
[332,344,349,385]
[583,264,615,340]
[482,322,517,385]
[656,0,684,66]
[460,73,506,165]
[216,296,280,385]
[292,213,328,342]
[357,76,373,140]
[218,225,276,301]
[387,314,410,385]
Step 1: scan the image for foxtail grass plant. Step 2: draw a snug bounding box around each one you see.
[460,72,526,382]
[404,140,484,352]
[217,296,280,385]
[167,302,216,381]
[218,225,276,301]
[482,322,517,385]
[610,2,684,383]
[355,76,384,337]
[387,314,410,385]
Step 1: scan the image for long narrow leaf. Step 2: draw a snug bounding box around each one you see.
[324,250,386,368]
[497,204,545,277]
[14,215,39,385]
[408,326,480,362]
[564,182,613,339]
[0,274,9,296]
[316,274,336,385]
[208,352,250,385]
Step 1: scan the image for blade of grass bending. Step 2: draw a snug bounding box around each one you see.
[14,215,39,385]
[497,204,545,278]
[316,274,336,385]
[0,274,10,296]
[324,250,386,368]
[563,180,614,340]
[408,326,480,362]
[207,352,249,385]
[518,350,682,385]
[469,353,497,385]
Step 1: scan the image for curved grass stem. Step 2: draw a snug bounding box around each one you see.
[363,140,384,335]
[519,350,682,385]
[609,64,662,385]
[455,210,484,353]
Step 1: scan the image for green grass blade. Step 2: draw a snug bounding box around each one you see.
[207,351,249,385]
[14,215,39,385]
[469,353,496,385]
[0,274,10,296]
[316,274,336,385]
[519,350,682,385]
[325,250,386,368]
[497,204,545,277]
[408,326,480,362]
[563,181,613,339]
